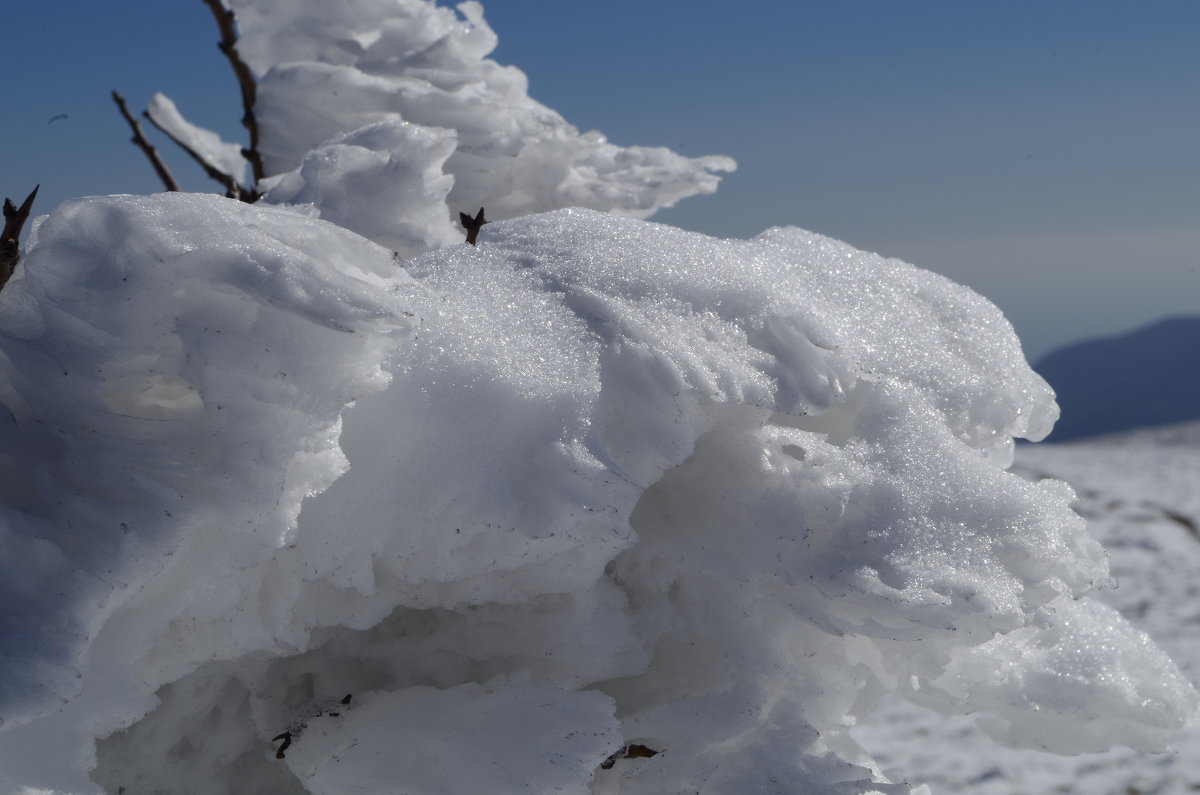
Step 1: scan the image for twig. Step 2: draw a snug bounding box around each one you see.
[112,91,181,193]
[270,693,351,761]
[600,743,660,770]
[0,185,39,291]
[459,207,488,245]
[201,0,265,187]
[271,731,292,759]
[142,111,259,202]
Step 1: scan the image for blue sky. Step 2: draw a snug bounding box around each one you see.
[5,1,1198,360]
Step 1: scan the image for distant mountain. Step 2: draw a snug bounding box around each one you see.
[1034,316,1200,442]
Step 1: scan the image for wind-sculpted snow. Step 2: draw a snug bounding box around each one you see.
[0,196,1192,793]
[229,0,734,235]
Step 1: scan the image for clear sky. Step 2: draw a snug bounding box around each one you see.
[5,1,1198,360]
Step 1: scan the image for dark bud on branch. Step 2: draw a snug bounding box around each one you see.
[0,185,39,292]
[460,207,488,245]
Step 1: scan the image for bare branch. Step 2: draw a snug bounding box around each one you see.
[201,0,265,187]
[0,185,39,291]
[142,110,260,202]
[112,91,181,193]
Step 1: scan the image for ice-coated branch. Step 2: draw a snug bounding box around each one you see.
[201,0,265,187]
[142,109,259,202]
[0,184,38,290]
[112,91,181,194]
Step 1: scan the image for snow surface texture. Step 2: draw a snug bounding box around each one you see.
[0,195,1194,794]
[855,423,1200,793]
[229,0,735,231]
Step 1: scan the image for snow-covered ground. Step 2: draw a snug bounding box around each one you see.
[855,422,1200,794]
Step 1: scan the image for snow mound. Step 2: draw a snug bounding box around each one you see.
[232,0,734,234]
[0,198,1193,794]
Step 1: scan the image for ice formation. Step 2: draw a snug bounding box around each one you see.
[232,0,735,235]
[0,1,1194,793]
[150,0,733,253]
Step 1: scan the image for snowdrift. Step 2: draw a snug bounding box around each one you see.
[0,194,1193,794]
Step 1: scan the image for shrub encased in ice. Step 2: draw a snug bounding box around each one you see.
[0,197,1192,794]
[231,0,734,239]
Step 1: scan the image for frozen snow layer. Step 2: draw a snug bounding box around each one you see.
[229,0,734,223]
[0,200,1193,793]
[146,93,248,188]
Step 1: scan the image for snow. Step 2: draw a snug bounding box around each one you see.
[0,196,1193,794]
[0,193,413,723]
[854,423,1200,793]
[0,1,1195,793]
[262,118,461,257]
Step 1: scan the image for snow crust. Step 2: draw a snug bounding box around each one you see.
[0,195,1193,793]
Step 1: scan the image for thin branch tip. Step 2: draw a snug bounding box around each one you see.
[1,184,40,291]
[112,90,181,193]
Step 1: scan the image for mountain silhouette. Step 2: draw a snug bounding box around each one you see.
[1034,316,1200,442]
[1032,317,1200,441]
